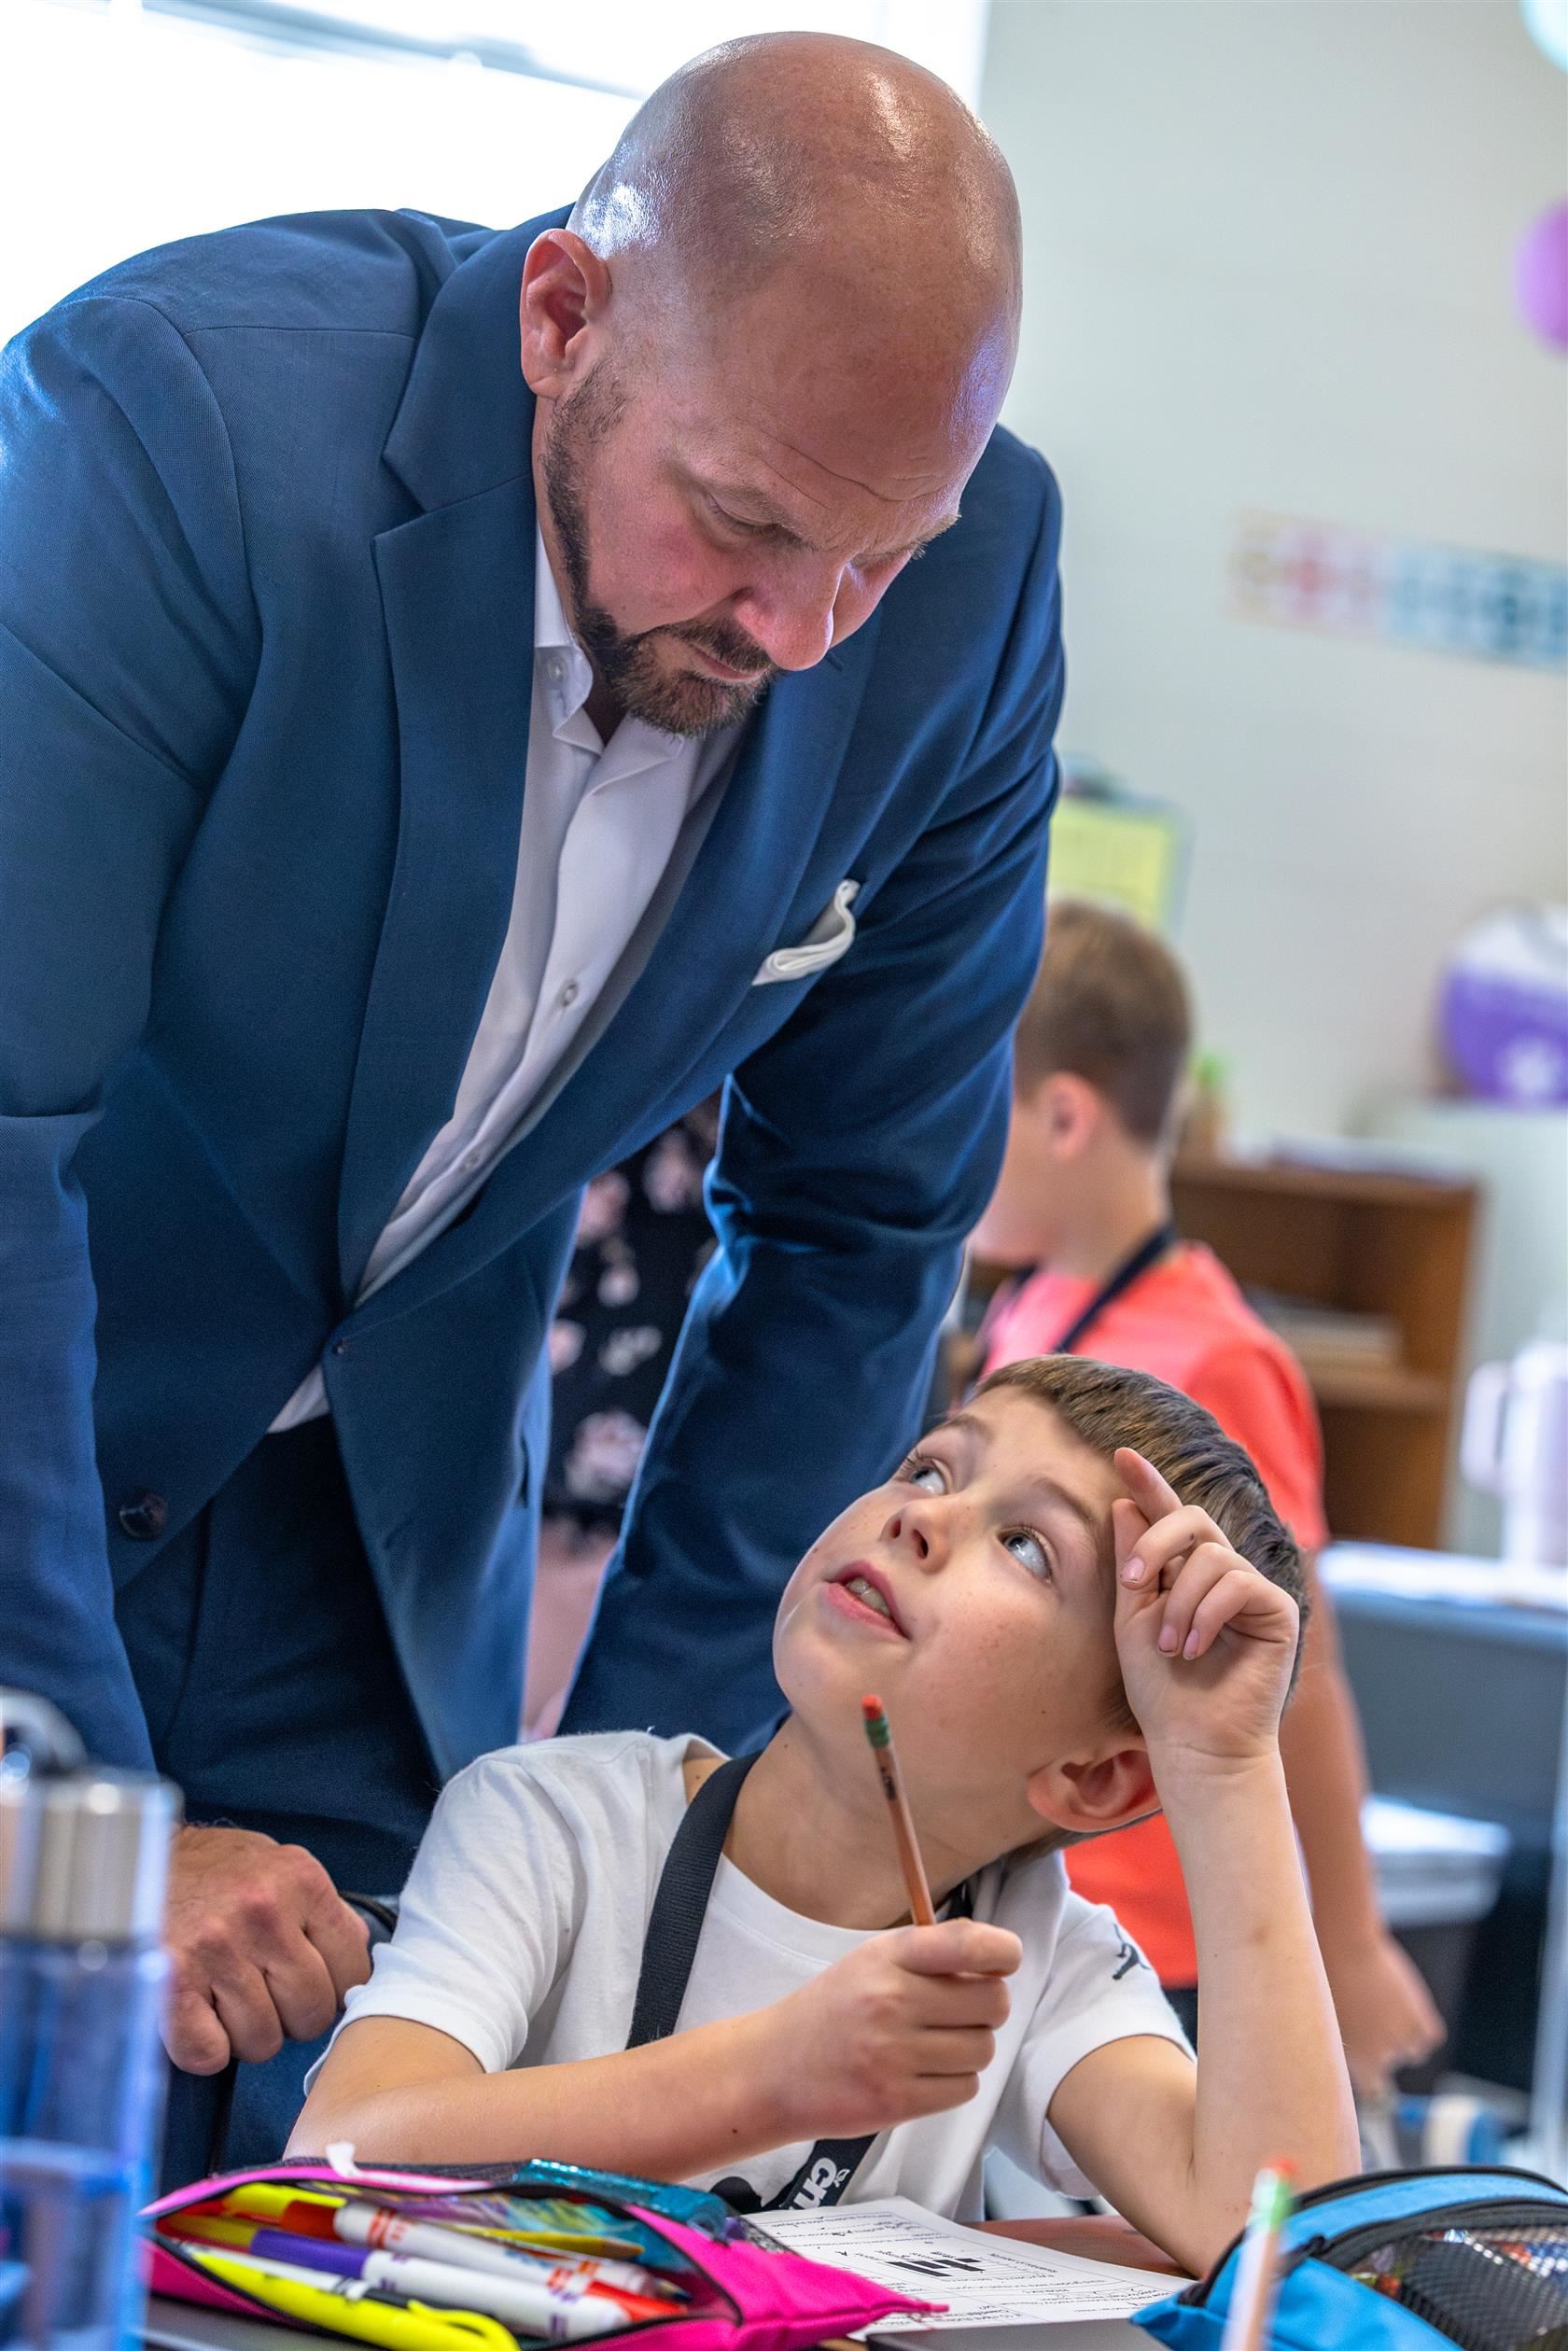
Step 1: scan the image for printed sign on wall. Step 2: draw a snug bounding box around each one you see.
[1231,513,1567,670]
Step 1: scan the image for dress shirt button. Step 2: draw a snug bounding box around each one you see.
[461,1148,484,1174]
[547,655,565,686]
[118,1490,167,1542]
[331,1339,351,1358]
[558,979,581,1010]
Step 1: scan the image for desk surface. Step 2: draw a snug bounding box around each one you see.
[978,2218,1183,2276]
[1322,1544,1568,1636]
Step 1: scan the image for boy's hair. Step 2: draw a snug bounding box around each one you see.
[1014,901,1191,1145]
[974,1353,1309,1678]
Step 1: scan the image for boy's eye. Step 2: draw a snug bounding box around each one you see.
[901,1450,946,1494]
[1001,1528,1051,1581]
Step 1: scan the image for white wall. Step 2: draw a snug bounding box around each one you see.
[982,0,1568,1140]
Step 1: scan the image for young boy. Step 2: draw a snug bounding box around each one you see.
[971,899,1442,2095]
[292,1355,1358,2276]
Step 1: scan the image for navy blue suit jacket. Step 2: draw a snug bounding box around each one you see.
[0,208,1063,1779]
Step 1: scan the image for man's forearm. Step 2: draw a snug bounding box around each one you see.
[291,2009,795,2180]
[1162,1754,1359,2233]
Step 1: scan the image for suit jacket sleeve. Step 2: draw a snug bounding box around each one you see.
[563,464,1065,1748]
[0,294,257,1765]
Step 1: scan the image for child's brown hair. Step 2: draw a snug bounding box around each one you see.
[974,1353,1309,1698]
[1015,901,1191,1145]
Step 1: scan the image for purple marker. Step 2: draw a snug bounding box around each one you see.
[227,2232,641,2339]
[247,2230,361,2277]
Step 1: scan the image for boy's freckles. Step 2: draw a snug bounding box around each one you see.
[775,1391,1137,1783]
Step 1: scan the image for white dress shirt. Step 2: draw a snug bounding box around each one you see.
[272,533,741,1431]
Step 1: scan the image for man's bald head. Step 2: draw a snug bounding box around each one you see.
[573,33,1021,413]
[519,34,1024,735]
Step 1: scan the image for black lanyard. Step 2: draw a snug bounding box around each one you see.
[1004,1222,1177,1360]
[625,1752,972,2215]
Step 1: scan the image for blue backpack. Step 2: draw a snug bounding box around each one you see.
[1136,2166,1568,2347]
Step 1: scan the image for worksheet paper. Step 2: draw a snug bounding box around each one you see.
[758,2198,1186,2345]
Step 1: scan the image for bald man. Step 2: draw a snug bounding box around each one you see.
[0,35,1061,2176]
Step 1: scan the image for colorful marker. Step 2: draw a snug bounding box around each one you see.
[329,2200,677,2304]
[180,2234,650,2338]
[328,2191,645,2261]
[165,2212,676,2313]
[195,2187,342,2237]
[861,1694,936,1926]
[1219,2164,1295,2351]
[178,2246,518,2351]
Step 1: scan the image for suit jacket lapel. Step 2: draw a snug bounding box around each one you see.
[336,485,536,1295]
[353,620,882,1332]
[336,218,548,1297]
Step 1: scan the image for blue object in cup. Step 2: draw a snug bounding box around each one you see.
[0,1695,178,2351]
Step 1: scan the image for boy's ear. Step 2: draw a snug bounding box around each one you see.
[1024,1737,1157,1839]
[1035,1071,1105,1163]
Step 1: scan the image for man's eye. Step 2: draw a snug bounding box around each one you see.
[901,1452,945,1493]
[707,497,767,538]
[1001,1528,1051,1580]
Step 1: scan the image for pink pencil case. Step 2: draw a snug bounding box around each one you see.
[143,2155,943,2351]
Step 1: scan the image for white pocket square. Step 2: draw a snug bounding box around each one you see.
[753,880,861,986]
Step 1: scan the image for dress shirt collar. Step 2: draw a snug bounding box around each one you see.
[532,529,734,790]
[534,527,601,752]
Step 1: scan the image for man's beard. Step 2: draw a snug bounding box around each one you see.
[540,369,777,738]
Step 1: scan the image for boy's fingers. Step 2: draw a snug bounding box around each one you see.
[899,2073,983,2120]
[1112,1496,1152,1583]
[916,2026,999,2077]
[1152,1542,1239,1654]
[1178,1564,1272,1659]
[1114,1447,1183,1523]
[1120,1503,1227,1593]
[894,1921,1022,1979]
[909,1971,1013,2030]
[1113,1500,1157,1628]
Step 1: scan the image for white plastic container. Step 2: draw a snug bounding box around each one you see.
[1364,1796,1511,1931]
[1463,1338,1568,1568]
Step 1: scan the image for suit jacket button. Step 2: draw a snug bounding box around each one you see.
[118,1490,167,1541]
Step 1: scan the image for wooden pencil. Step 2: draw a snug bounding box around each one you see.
[861,1695,936,1927]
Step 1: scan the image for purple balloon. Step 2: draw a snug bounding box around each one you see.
[1516,202,1568,350]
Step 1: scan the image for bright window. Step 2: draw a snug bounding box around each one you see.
[2,0,987,343]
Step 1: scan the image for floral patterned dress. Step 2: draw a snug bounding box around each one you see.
[543,1101,721,1529]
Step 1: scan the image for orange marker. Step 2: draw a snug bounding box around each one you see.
[861,1695,936,1927]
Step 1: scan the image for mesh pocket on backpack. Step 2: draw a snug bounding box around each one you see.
[1341,2218,1568,2351]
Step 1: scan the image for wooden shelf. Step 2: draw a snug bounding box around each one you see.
[1172,1153,1475,1213]
[1306,1364,1449,1413]
[1170,1155,1479,1549]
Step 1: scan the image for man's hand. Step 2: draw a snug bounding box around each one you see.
[1323,1927,1445,2101]
[762,1918,1020,2141]
[1112,1448,1300,1778]
[163,1825,371,2074]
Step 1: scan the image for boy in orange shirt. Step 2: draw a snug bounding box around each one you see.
[973,901,1442,2096]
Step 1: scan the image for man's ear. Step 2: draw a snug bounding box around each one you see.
[520,229,612,399]
[1024,1736,1157,1839]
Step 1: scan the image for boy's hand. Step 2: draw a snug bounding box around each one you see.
[1323,1926,1445,2100]
[761,1919,1020,2141]
[1112,1448,1300,1778]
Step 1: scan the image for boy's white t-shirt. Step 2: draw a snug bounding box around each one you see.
[318,1732,1190,2223]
